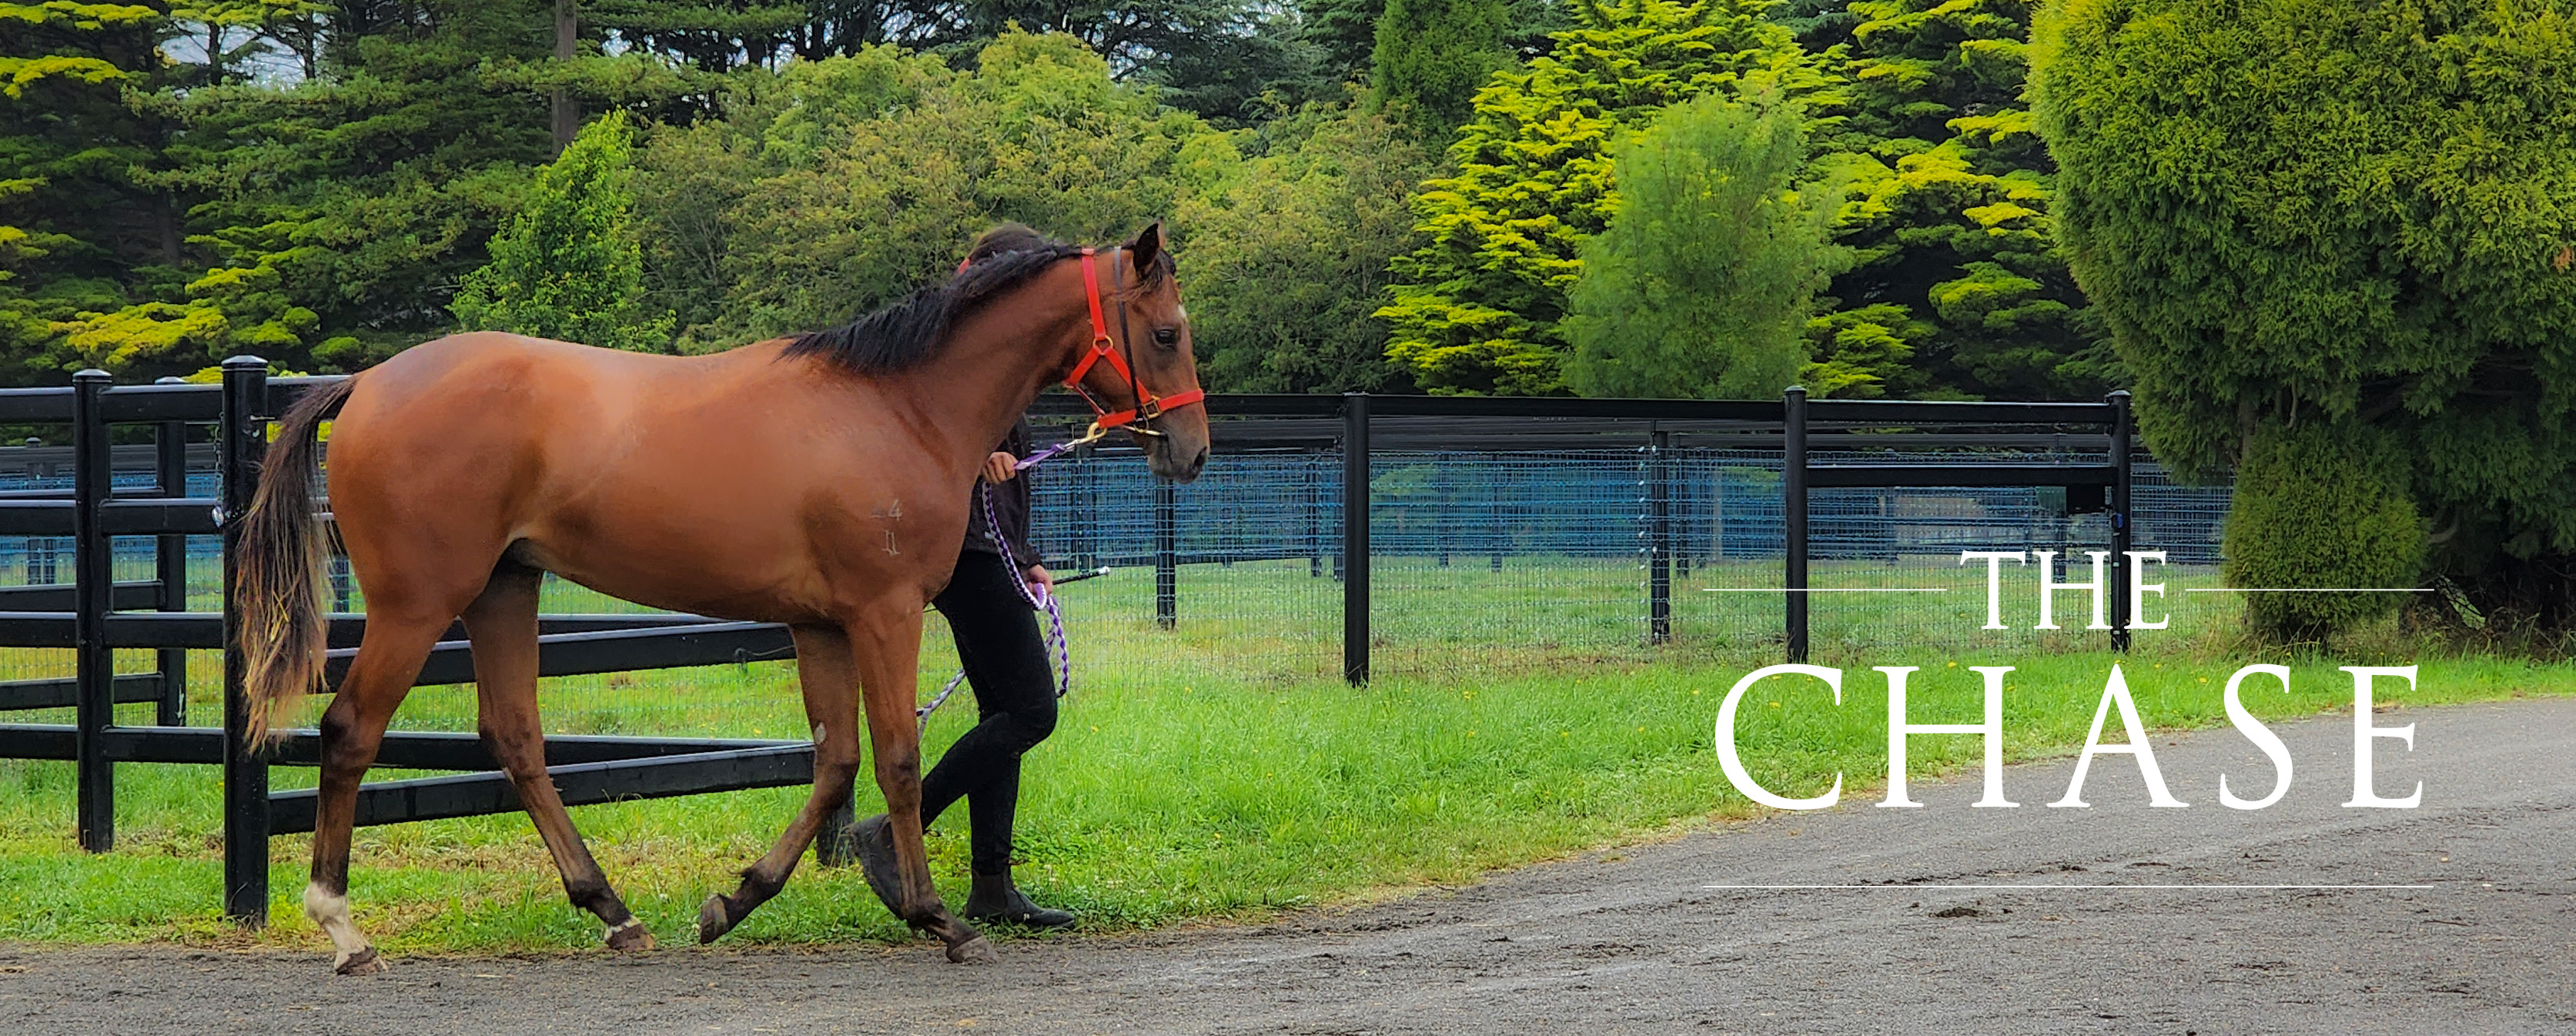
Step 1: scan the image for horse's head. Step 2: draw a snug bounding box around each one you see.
[1071,222,1208,483]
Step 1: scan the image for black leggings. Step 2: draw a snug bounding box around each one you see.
[919,549,1059,875]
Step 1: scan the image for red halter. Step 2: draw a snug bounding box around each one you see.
[1061,247,1204,440]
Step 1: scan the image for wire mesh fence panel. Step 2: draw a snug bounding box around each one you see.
[1026,437,1343,687]
[0,406,2257,744]
[1657,440,2246,662]
[1366,449,1656,674]
[0,434,223,728]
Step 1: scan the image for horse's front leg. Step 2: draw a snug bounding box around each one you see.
[694,622,867,944]
[845,606,992,963]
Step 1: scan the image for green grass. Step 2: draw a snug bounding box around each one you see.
[0,553,2564,957]
[1,647,2568,957]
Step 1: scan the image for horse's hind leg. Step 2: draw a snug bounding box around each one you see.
[694,622,867,943]
[464,561,651,951]
[306,610,448,975]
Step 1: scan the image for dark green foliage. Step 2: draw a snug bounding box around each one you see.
[15,2,564,376]
[1179,102,1435,393]
[639,34,1229,348]
[2033,0,2576,623]
[1369,0,1514,130]
[1301,0,1388,82]
[1564,92,1839,399]
[0,2,186,379]
[1802,0,2106,400]
[2221,421,2425,642]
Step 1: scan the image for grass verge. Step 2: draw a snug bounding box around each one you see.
[0,649,2567,958]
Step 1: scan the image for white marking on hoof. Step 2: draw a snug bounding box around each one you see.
[604,916,654,951]
[945,935,997,964]
[303,883,374,971]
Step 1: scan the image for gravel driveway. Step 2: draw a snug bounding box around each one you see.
[5,694,2571,1034]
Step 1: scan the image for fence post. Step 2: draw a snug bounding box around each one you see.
[1341,393,1370,685]
[72,369,114,853]
[1783,386,1808,664]
[154,379,189,727]
[1648,429,1671,644]
[220,356,271,927]
[2109,389,2133,653]
[1153,478,1176,630]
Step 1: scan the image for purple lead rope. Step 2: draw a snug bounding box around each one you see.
[916,440,1080,726]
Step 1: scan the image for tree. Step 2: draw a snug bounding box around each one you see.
[1377,0,1818,395]
[30,2,566,376]
[453,112,671,350]
[1564,91,1838,398]
[1369,0,1513,131]
[647,32,1236,346]
[1176,100,1434,392]
[0,2,186,379]
[1301,0,1387,84]
[1793,0,2106,400]
[2032,0,2576,627]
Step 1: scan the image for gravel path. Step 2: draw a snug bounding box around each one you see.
[5,695,2571,1034]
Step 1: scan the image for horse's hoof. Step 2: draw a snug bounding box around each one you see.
[606,917,655,951]
[333,947,387,976]
[945,935,997,964]
[695,893,734,944]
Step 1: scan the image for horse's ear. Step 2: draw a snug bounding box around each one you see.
[1128,222,1163,272]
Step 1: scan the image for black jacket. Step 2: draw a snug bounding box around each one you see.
[962,418,1035,564]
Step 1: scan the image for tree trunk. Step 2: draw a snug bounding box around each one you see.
[550,0,578,153]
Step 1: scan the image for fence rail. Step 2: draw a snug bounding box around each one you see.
[0,368,2227,926]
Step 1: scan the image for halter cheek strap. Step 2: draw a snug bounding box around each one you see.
[1062,247,1204,439]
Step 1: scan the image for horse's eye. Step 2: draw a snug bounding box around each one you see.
[1153,327,1179,348]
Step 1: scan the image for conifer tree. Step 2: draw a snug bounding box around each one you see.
[1369,0,1513,130]
[1795,0,2103,400]
[1564,91,1838,399]
[2034,0,2576,627]
[1378,0,1815,394]
[453,113,671,352]
[0,2,182,378]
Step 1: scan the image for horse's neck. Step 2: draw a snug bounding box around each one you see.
[890,275,1089,476]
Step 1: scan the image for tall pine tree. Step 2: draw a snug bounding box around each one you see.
[1370,0,1513,131]
[1793,0,2106,399]
[1378,0,1817,395]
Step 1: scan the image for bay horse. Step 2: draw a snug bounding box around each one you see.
[233,223,1207,973]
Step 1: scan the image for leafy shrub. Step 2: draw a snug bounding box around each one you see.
[2220,420,2425,643]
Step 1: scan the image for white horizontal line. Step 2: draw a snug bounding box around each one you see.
[2183,588,2433,593]
[1701,884,2434,891]
[1698,588,1950,593]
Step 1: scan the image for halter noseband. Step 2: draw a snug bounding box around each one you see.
[1061,246,1203,443]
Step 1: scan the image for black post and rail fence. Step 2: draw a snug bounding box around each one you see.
[0,373,2143,920]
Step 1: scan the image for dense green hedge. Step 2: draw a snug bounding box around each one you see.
[2033,0,2576,626]
[2220,420,2425,642]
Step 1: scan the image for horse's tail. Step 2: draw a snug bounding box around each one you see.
[236,376,358,740]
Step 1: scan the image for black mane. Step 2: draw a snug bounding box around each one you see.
[784,229,1174,373]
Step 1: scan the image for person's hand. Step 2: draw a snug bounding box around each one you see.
[983,451,1019,483]
[1023,564,1053,596]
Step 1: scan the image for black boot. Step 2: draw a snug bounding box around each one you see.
[847,814,906,918]
[963,871,1074,929]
